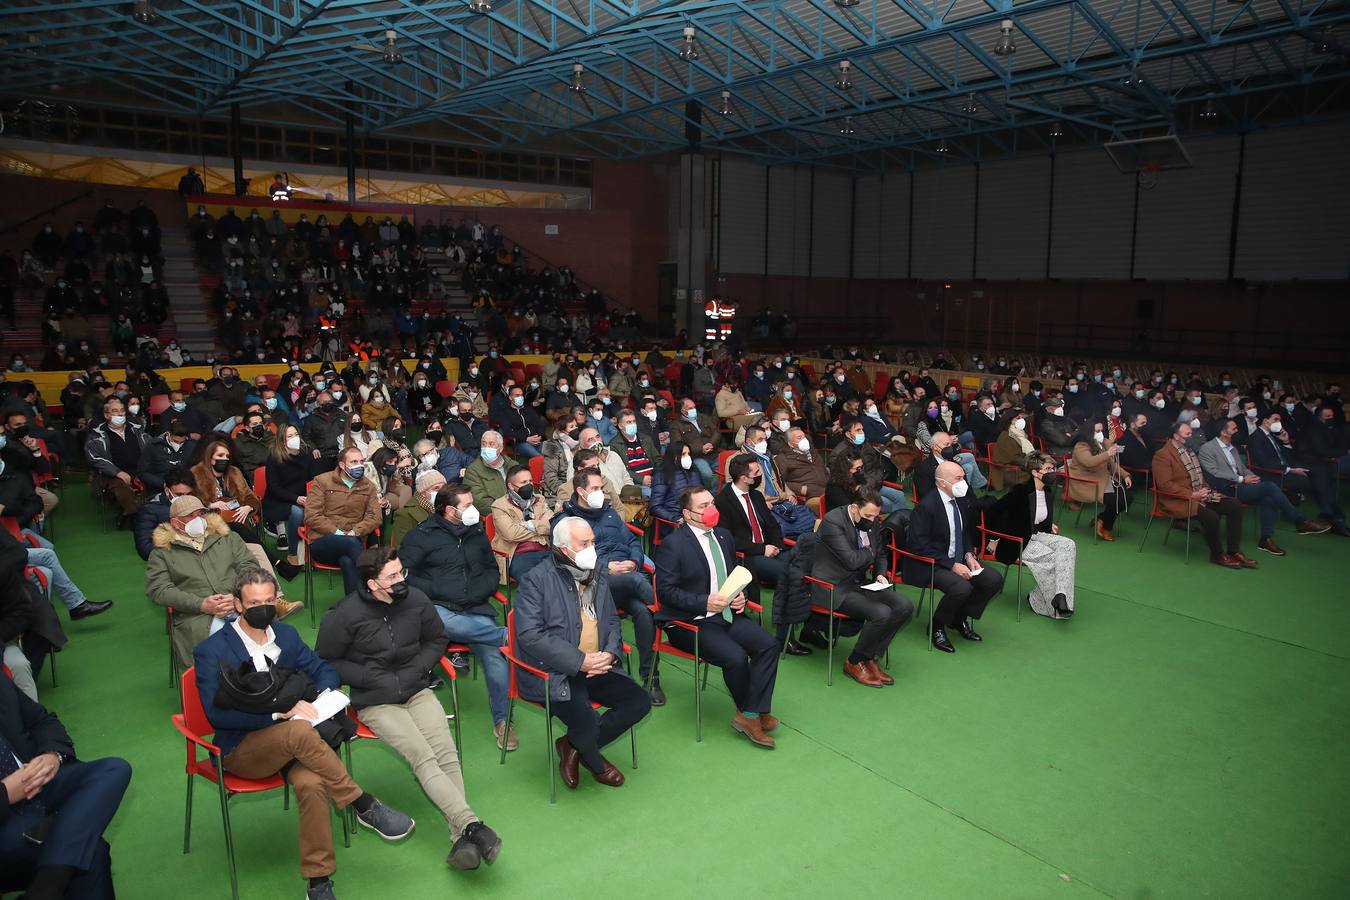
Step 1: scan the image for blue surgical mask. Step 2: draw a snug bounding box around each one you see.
[481,447,499,463]
[623,423,637,438]
[686,409,699,421]
[851,433,865,446]
[1284,402,1295,413]
[172,401,187,412]
[512,396,524,407]
[346,464,365,481]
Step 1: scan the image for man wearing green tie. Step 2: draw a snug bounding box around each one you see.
[653,487,782,749]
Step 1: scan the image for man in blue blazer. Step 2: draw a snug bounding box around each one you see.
[654,486,781,748]
[193,567,415,900]
[903,461,1004,653]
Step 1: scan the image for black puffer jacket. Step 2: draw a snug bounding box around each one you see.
[772,529,819,628]
[398,514,500,619]
[314,584,445,707]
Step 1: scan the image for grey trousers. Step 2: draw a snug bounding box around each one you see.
[1021,532,1077,618]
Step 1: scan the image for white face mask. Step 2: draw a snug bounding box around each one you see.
[751,441,768,455]
[1269,421,1283,434]
[1051,407,1064,417]
[1012,418,1025,431]
[585,489,606,510]
[796,437,811,452]
[775,419,790,432]
[459,505,480,526]
[947,478,969,499]
[286,435,301,451]
[111,415,127,427]
[184,516,207,538]
[1110,407,1121,418]
[1245,408,1259,419]
[421,451,438,466]
[1153,399,1166,410]
[570,544,598,571]
[1094,431,1105,443]
[680,455,692,470]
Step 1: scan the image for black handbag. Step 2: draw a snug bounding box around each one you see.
[215,658,356,749]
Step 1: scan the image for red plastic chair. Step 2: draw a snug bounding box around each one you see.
[715,449,737,490]
[445,591,510,682]
[801,575,856,685]
[297,524,344,625]
[1136,483,1197,563]
[252,467,267,502]
[976,512,1026,621]
[887,545,939,651]
[528,455,544,487]
[148,393,172,419]
[434,380,456,399]
[1061,462,1101,539]
[647,589,710,741]
[172,667,344,900]
[498,609,636,803]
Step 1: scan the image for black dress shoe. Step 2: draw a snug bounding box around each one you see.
[956,618,983,641]
[931,628,956,653]
[1051,593,1070,616]
[783,639,813,656]
[648,678,666,707]
[69,600,113,620]
[797,628,830,650]
[274,559,302,581]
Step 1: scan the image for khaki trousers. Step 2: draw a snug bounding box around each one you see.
[223,720,362,878]
[359,688,477,838]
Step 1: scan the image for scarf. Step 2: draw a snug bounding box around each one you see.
[1011,428,1035,456]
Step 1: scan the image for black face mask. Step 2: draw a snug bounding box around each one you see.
[350,421,363,432]
[242,604,276,629]
[852,470,868,485]
[516,484,534,501]
[212,458,230,474]
[750,476,763,489]
[380,463,396,477]
[1040,472,1058,489]
[459,412,474,422]
[250,425,265,438]
[387,582,410,602]
[426,427,442,438]
[9,425,28,441]
[387,428,405,442]
[940,446,959,461]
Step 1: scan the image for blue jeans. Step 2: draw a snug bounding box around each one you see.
[308,533,364,594]
[1234,480,1303,539]
[607,571,656,681]
[434,607,509,725]
[691,457,714,488]
[513,440,542,459]
[22,533,87,612]
[286,504,305,541]
[955,451,989,490]
[879,485,910,517]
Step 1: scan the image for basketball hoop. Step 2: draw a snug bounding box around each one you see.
[1137,159,1160,191]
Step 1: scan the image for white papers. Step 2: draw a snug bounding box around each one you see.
[299,689,351,727]
[861,579,891,592]
[968,564,985,577]
[718,565,755,601]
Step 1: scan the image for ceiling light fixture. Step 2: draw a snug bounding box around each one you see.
[961,92,977,114]
[994,19,1016,56]
[678,26,700,61]
[468,0,493,13]
[834,0,860,8]
[839,116,856,135]
[1311,26,1332,54]
[381,29,402,64]
[570,62,586,92]
[1199,99,1218,120]
[718,90,732,116]
[834,60,853,91]
[936,139,950,153]
[132,0,159,24]
[1049,121,1064,138]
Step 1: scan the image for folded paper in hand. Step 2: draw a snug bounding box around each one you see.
[718,565,754,601]
[860,579,890,592]
[300,689,351,727]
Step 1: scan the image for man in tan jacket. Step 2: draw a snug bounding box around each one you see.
[490,464,552,583]
[1151,420,1252,569]
[304,446,382,594]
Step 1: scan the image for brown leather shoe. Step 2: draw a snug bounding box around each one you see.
[1211,553,1243,569]
[731,713,776,748]
[1233,552,1259,569]
[759,714,780,733]
[275,598,304,620]
[843,660,884,688]
[591,758,625,787]
[555,736,580,790]
[1257,537,1286,556]
[1095,520,1114,542]
[1297,519,1332,535]
[864,660,894,685]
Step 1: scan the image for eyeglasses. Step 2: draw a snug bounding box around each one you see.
[380,568,409,584]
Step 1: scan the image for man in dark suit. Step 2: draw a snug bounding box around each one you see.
[0,672,132,899]
[654,486,781,747]
[1249,412,1346,535]
[714,454,786,603]
[810,491,912,687]
[903,461,1004,653]
[194,567,415,900]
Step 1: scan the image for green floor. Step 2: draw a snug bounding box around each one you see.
[28,484,1350,899]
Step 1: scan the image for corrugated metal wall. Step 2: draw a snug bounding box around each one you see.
[912,164,977,280]
[878,171,911,279]
[1049,149,1134,280]
[1134,135,1240,281]
[1235,121,1350,281]
[717,157,767,275]
[852,172,883,279]
[811,170,852,278]
[975,156,1051,280]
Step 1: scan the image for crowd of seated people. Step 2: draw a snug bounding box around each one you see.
[0,198,173,372]
[3,267,1349,898]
